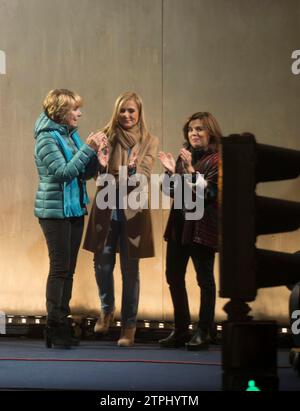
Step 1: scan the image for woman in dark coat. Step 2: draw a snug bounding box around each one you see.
[158,112,221,350]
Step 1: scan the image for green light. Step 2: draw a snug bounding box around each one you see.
[246,380,261,391]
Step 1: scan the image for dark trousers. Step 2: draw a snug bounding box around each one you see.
[166,240,216,333]
[39,217,84,325]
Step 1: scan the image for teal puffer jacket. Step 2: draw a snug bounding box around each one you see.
[34,112,97,219]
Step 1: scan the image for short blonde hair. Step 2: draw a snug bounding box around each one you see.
[43,89,83,124]
[102,91,149,143]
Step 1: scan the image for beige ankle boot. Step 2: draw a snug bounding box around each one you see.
[94,310,115,334]
[117,327,136,347]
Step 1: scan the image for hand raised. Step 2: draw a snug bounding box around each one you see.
[158,151,176,174]
[97,144,110,168]
[179,148,192,167]
[128,150,138,169]
[86,131,108,151]
[94,131,108,146]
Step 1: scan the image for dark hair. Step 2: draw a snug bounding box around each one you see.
[182,112,222,151]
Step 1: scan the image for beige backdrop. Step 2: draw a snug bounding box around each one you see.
[0,0,299,323]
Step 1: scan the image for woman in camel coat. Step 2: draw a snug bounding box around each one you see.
[83,91,158,346]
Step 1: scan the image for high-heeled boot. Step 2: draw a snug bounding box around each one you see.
[186,328,210,351]
[68,321,81,346]
[94,310,115,334]
[44,324,72,349]
[159,329,190,348]
[117,327,136,347]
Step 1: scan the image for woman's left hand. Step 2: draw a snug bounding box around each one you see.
[128,150,138,169]
[179,148,192,166]
[179,148,194,173]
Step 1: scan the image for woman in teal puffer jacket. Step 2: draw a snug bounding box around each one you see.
[34,89,104,348]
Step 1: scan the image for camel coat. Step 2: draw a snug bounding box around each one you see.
[83,135,159,258]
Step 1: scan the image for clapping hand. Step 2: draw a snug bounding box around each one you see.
[179,148,192,167]
[86,131,108,152]
[179,148,194,173]
[128,150,138,169]
[158,151,176,174]
[97,139,110,168]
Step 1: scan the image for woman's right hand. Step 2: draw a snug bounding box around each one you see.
[158,151,176,174]
[86,132,108,152]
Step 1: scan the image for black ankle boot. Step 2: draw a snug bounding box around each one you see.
[159,330,190,348]
[69,323,81,346]
[186,329,210,351]
[44,324,72,349]
[61,318,81,346]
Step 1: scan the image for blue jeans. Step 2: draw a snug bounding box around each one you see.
[94,219,140,328]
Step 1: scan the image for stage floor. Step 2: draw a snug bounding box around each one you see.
[0,338,299,391]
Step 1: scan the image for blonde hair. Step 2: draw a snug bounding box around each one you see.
[102,92,149,143]
[43,89,83,124]
[183,112,222,151]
